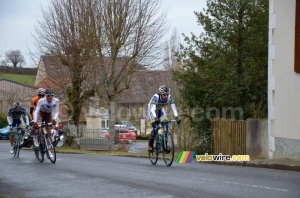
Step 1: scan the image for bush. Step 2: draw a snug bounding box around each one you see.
[117,143,130,152]
[136,134,150,140]
[0,114,7,128]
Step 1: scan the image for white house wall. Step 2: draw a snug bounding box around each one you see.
[269,0,300,160]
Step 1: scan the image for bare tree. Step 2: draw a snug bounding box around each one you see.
[5,50,25,67]
[34,0,168,151]
[34,0,99,129]
[90,0,168,150]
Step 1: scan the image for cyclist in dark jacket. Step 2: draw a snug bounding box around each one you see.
[147,85,180,152]
[7,101,30,154]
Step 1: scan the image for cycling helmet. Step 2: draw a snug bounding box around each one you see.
[159,85,170,94]
[13,101,22,108]
[38,88,45,95]
[45,88,54,95]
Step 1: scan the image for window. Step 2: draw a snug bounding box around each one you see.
[295,0,300,72]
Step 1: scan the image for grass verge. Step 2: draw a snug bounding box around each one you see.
[56,145,181,161]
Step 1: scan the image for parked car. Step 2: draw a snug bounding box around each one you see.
[102,127,109,133]
[0,126,10,140]
[115,121,137,134]
[101,128,109,139]
[103,128,136,144]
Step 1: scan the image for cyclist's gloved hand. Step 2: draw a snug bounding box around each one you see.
[154,117,160,125]
[175,117,181,125]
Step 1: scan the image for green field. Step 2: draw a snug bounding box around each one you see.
[0,73,35,87]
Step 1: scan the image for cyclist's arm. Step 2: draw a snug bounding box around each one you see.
[20,116,24,123]
[24,114,30,126]
[7,115,12,126]
[169,95,178,117]
[150,103,157,119]
[53,99,59,120]
[29,107,34,117]
[33,104,40,123]
[170,103,178,117]
[149,94,159,119]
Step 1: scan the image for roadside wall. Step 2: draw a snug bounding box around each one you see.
[246,119,269,159]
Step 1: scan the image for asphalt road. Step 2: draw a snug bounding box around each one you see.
[0,141,300,198]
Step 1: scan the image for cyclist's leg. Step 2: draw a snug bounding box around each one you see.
[32,113,42,147]
[9,129,14,153]
[19,127,26,146]
[10,120,21,153]
[43,113,55,160]
[160,111,170,151]
[44,113,53,147]
[149,122,158,151]
[148,110,163,151]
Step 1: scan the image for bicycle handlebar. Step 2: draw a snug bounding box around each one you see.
[155,119,180,130]
[38,122,54,127]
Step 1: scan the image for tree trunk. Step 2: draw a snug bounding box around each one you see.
[108,97,116,151]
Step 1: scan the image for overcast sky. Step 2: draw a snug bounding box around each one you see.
[0,0,206,67]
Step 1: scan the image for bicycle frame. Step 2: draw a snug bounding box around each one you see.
[12,125,23,158]
[34,122,56,164]
[149,120,179,167]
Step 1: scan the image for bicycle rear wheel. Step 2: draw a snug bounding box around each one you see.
[46,136,56,164]
[149,138,158,165]
[162,132,174,167]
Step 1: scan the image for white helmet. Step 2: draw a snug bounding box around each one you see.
[159,85,170,94]
[38,88,45,95]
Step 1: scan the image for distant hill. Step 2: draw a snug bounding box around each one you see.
[0,66,37,87]
[0,66,38,75]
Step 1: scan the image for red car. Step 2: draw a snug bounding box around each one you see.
[103,128,136,144]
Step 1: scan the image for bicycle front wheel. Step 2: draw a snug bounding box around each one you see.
[35,134,44,162]
[14,137,20,158]
[149,138,158,165]
[34,144,44,163]
[46,136,56,164]
[163,132,174,167]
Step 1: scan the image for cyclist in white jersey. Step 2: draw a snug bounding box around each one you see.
[32,88,59,150]
[147,85,181,151]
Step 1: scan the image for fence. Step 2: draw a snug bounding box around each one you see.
[63,125,109,150]
[79,129,109,150]
[211,119,247,155]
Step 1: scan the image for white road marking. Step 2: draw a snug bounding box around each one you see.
[192,177,288,192]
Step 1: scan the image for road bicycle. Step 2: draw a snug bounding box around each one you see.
[22,128,33,148]
[52,126,65,147]
[33,122,56,164]
[149,120,179,167]
[12,125,24,158]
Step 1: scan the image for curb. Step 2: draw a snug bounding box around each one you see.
[47,149,300,172]
[200,161,300,172]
